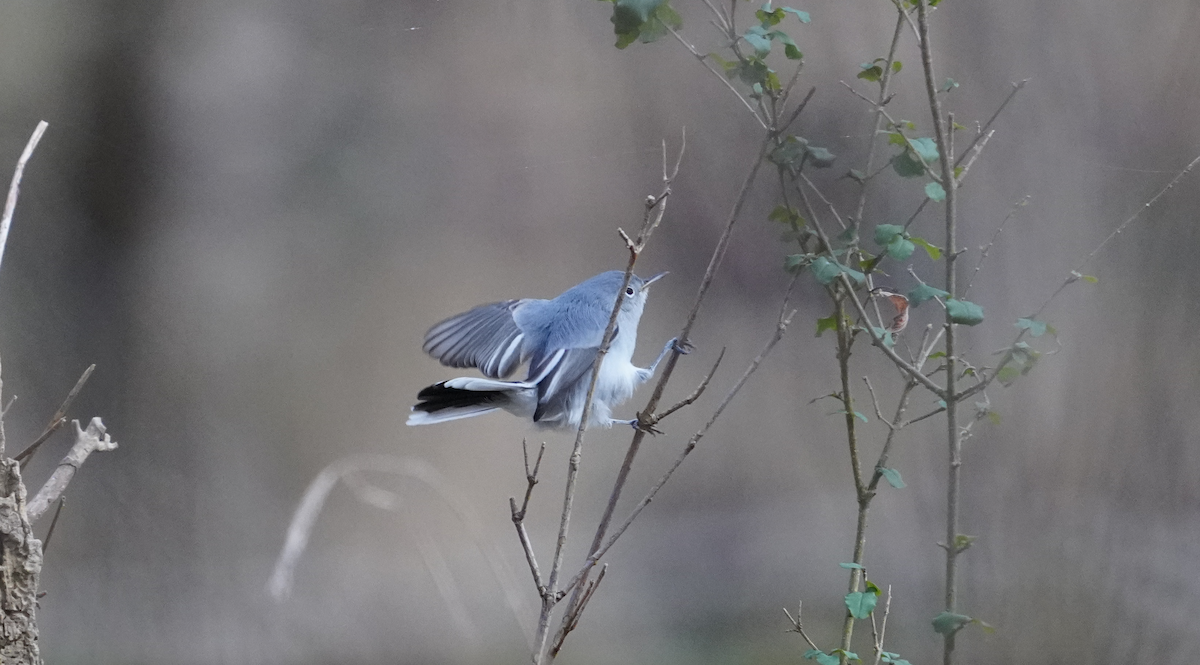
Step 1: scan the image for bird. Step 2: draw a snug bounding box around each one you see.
[407,270,679,430]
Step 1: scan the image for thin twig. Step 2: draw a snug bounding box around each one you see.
[644,347,726,425]
[956,151,1200,405]
[667,25,767,130]
[953,129,994,184]
[41,498,66,555]
[871,585,894,665]
[552,137,772,647]
[962,196,1029,299]
[16,364,96,465]
[535,135,687,664]
[0,121,49,279]
[510,439,547,595]
[783,600,822,651]
[563,278,799,595]
[852,8,908,225]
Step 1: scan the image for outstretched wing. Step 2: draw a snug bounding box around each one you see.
[423,299,531,378]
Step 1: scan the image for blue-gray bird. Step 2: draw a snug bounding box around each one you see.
[407,271,677,430]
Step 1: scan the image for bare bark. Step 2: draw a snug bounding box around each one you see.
[26,418,118,522]
[0,458,42,665]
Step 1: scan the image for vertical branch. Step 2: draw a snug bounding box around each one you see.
[852,8,908,224]
[532,136,685,665]
[549,136,771,661]
[914,3,963,664]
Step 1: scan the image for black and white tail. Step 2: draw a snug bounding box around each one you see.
[407,377,533,426]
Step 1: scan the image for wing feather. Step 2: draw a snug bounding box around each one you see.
[423,300,531,378]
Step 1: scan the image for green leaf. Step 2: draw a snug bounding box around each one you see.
[887,132,907,146]
[857,65,883,82]
[996,365,1021,386]
[932,611,972,635]
[781,6,811,23]
[815,654,840,665]
[864,580,881,595]
[954,534,977,552]
[910,236,943,260]
[848,168,866,183]
[1082,274,1099,283]
[869,327,896,348]
[891,150,926,178]
[891,60,902,73]
[925,181,946,202]
[743,26,772,56]
[927,351,946,360]
[816,314,838,337]
[987,410,1001,426]
[845,591,878,619]
[769,135,807,169]
[708,52,737,72]
[832,650,861,662]
[838,562,864,570]
[833,409,869,423]
[879,466,905,489]
[908,137,939,163]
[942,77,959,92]
[907,282,949,306]
[611,0,680,48]
[886,237,915,260]
[945,298,984,325]
[873,224,904,246]
[1016,317,1047,337]
[810,256,841,285]
[785,253,811,272]
[841,264,866,286]
[769,204,797,224]
[784,43,803,60]
[756,3,784,26]
[805,145,836,167]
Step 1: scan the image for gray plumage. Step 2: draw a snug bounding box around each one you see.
[408,270,676,430]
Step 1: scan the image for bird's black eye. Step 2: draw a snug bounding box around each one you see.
[626,287,635,296]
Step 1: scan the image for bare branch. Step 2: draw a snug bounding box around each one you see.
[562,276,799,599]
[535,135,688,664]
[953,129,994,184]
[15,364,96,465]
[41,498,66,555]
[667,25,768,130]
[962,196,1029,299]
[640,347,725,427]
[783,600,822,652]
[27,418,117,522]
[0,120,49,280]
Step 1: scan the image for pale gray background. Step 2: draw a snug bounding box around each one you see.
[0,1,1198,663]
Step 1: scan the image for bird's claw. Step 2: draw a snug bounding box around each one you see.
[671,338,694,355]
[630,415,663,436]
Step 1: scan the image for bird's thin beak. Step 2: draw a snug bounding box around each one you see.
[642,271,668,289]
[643,270,672,288]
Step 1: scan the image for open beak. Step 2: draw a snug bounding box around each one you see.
[642,271,668,290]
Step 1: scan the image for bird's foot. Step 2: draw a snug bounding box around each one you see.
[627,414,662,436]
[671,337,694,355]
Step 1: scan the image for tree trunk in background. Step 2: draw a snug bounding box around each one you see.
[0,459,43,665]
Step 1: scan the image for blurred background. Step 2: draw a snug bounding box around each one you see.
[1,1,1198,663]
